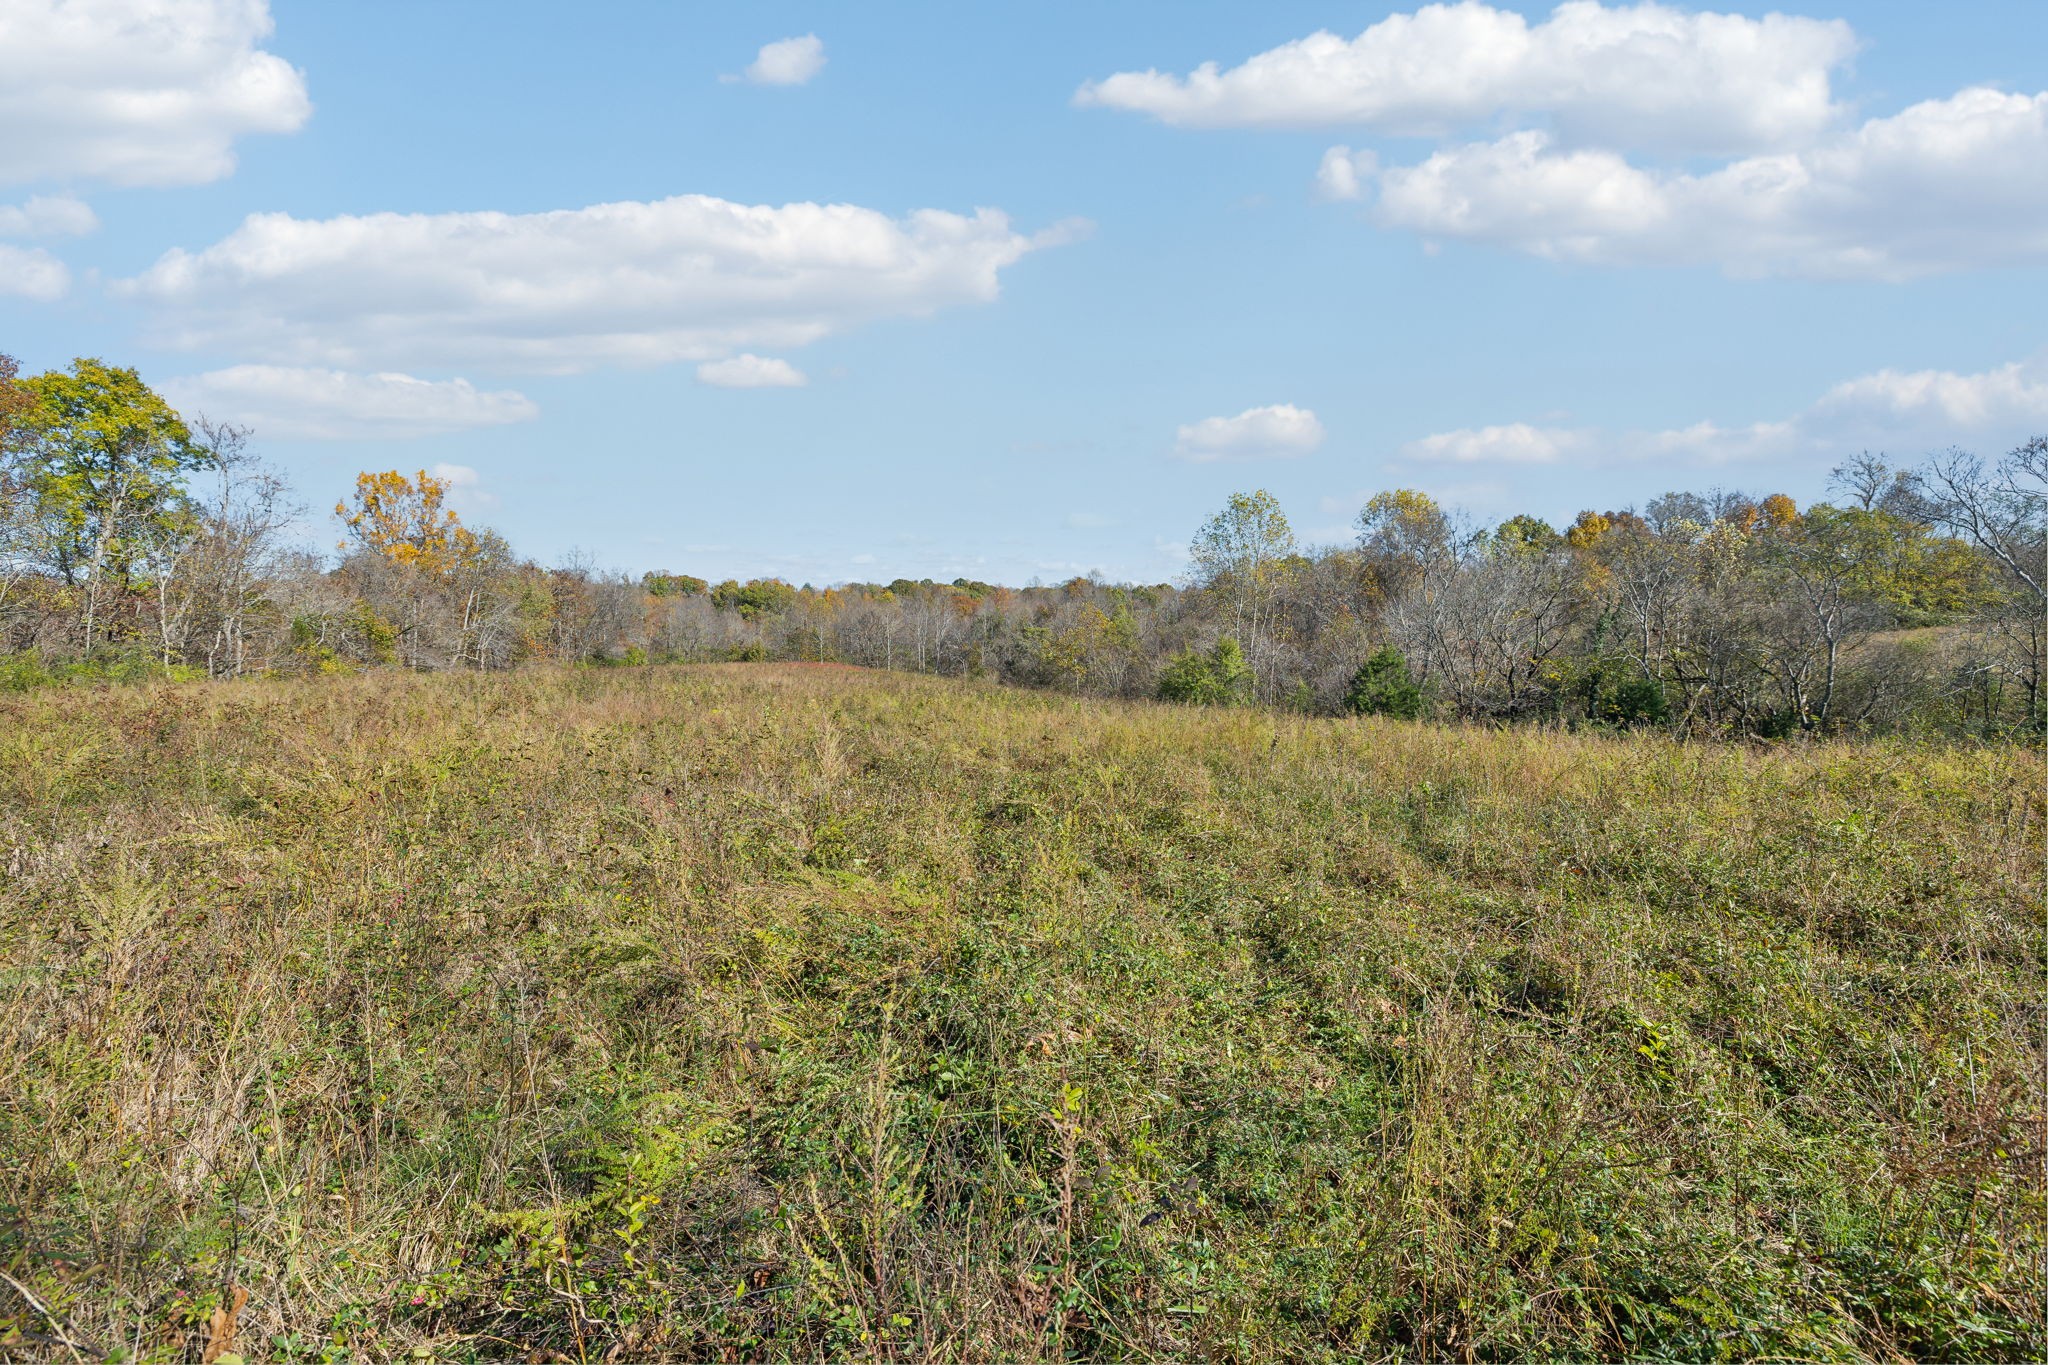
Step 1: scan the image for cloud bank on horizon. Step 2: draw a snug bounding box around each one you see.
[1401,356,2048,470]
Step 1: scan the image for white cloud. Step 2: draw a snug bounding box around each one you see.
[697,354,808,388]
[1315,147,1376,202]
[1810,360,2048,432]
[1173,404,1325,462]
[1402,356,2048,470]
[0,0,310,188]
[1403,422,1580,464]
[0,195,98,237]
[117,195,1073,373]
[744,34,825,86]
[1085,3,2042,282]
[1372,87,2048,279]
[0,244,68,300]
[158,366,539,440]
[1077,1,1854,155]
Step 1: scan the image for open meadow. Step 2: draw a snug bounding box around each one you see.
[1,664,2042,1362]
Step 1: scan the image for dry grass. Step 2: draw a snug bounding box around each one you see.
[1,664,2041,1362]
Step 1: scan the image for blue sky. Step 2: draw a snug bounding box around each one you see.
[2,0,2043,584]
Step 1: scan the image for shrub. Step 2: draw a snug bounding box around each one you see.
[1603,673,1669,727]
[1158,636,1252,706]
[1346,646,1424,718]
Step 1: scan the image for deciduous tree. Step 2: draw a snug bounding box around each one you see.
[16,358,209,650]
[336,469,482,575]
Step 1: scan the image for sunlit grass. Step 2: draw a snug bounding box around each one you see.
[1,664,2040,1361]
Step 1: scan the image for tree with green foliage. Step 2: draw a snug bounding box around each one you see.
[1189,491,1295,655]
[711,578,797,621]
[1158,635,1252,706]
[0,353,30,447]
[14,359,211,651]
[643,572,707,598]
[0,355,47,632]
[1490,513,1560,556]
[1345,645,1424,718]
[1602,673,1670,726]
[16,359,206,584]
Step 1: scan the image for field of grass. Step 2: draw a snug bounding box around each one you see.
[1,664,2042,1362]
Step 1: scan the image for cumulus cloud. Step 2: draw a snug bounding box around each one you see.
[1078,1,1854,155]
[1173,404,1325,462]
[158,366,539,440]
[743,34,825,86]
[1402,356,2048,470]
[1086,3,2045,281]
[0,0,310,187]
[0,195,98,237]
[1404,422,1580,464]
[117,195,1072,373]
[1809,359,2048,432]
[697,354,808,388]
[0,244,69,300]
[1372,88,2048,279]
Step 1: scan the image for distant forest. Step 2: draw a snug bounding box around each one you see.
[3,355,2042,735]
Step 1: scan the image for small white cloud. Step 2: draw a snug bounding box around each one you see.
[696,354,808,388]
[744,34,826,87]
[0,0,310,188]
[0,195,98,238]
[1314,147,1376,202]
[1402,422,1578,464]
[0,243,68,300]
[1077,2,1855,156]
[1173,403,1325,462]
[159,366,539,440]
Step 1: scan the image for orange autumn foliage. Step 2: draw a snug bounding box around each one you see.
[336,469,481,576]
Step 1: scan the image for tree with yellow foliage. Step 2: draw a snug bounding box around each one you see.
[1565,510,1612,549]
[335,469,480,576]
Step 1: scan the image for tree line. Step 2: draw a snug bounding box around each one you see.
[2,354,2041,734]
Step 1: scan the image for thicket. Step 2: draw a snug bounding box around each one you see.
[1,666,2039,1360]
[2,354,2043,737]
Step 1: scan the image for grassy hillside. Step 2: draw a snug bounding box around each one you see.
[1,665,2041,1362]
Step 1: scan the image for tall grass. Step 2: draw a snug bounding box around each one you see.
[1,664,2040,1361]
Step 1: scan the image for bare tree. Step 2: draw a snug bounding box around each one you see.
[1921,440,2047,725]
[150,420,300,676]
